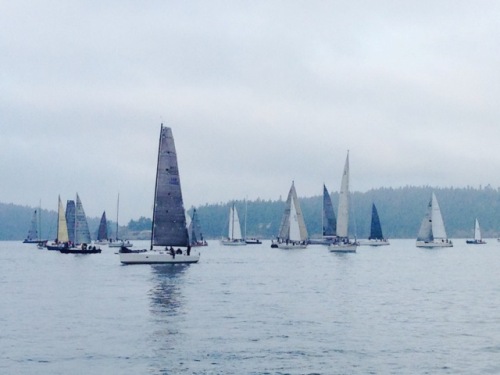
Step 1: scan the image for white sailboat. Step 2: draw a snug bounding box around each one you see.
[109,194,133,248]
[23,207,46,244]
[220,203,246,246]
[271,181,308,249]
[46,196,71,250]
[119,124,200,264]
[466,218,486,244]
[329,152,358,253]
[416,192,453,248]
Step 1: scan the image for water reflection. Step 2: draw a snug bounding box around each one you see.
[149,264,189,316]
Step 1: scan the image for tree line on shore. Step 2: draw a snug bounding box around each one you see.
[3,185,500,241]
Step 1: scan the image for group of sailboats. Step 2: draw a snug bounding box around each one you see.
[45,194,101,253]
[271,152,359,252]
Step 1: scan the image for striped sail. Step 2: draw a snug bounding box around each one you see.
[151,125,189,247]
[75,194,91,245]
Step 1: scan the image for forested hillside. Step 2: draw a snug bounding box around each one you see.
[3,186,500,241]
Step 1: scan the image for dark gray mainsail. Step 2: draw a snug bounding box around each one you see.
[97,211,108,241]
[322,184,336,237]
[65,200,76,244]
[151,125,189,248]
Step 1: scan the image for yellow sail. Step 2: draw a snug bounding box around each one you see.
[57,195,69,243]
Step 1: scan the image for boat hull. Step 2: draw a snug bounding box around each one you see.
[60,248,102,254]
[109,241,133,248]
[416,240,453,248]
[328,243,357,253]
[119,251,200,264]
[465,240,486,244]
[358,239,390,246]
[277,243,307,249]
[220,240,246,246]
[245,239,262,245]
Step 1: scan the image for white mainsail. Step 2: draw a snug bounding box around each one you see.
[228,204,243,240]
[430,192,447,240]
[474,218,482,241]
[336,152,350,238]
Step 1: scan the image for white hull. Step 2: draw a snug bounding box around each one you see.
[119,251,200,264]
[416,240,453,248]
[109,241,133,248]
[220,239,247,246]
[328,243,357,253]
[277,242,307,249]
[358,239,390,246]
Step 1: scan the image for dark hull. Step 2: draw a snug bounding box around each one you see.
[60,248,102,254]
[465,240,486,244]
[245,239,262,245]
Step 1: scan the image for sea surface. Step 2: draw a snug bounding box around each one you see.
[1,239,500,374]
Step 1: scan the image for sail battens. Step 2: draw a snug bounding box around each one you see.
[75,194,91,245]
[152,126,189,247]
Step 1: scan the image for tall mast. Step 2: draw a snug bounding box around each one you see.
[150,123,163,250]
[116,193,120,241]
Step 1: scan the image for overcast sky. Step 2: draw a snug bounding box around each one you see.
[2,1,500,222]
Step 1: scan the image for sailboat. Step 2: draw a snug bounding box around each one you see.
[109,194,133,248]
[271,181,308,249]
[119,124,200,264]
[60,194,101,254]
[359,203,390,246]
[46,196,71,250]
[416,192,453,248]
[95,211,109,245]
[329,152,358,253]
[188,208,207,246]
[221,203,246,246]
[308,184,336,245]
[23,208,46,244]
[466,218,486,244]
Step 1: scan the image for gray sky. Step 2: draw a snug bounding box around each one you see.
[2,1,500,222]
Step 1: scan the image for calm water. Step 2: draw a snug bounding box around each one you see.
[1,239,500,374]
